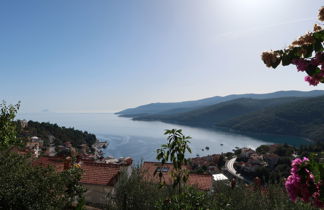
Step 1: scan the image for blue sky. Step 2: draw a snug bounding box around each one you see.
[0,0,323,112]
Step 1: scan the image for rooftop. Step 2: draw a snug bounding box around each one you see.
[33,157,121,186]
[142,162,212,191]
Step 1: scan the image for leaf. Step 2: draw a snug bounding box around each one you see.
[306,67,321,76]
[314,30,324,42]
[313,39,324,53]
[302,45,314,58]
[293,47,302,57]
[271,57,281,68]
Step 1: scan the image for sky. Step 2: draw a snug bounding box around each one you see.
[0,0,323,113]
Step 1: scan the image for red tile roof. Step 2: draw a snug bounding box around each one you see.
[187,174,213,191]
[80,162,120,186]
[141,162,212,191]
[33,157,65,172]
[33,157,120,186]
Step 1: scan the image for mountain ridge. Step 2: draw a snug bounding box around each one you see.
[117,90,324,117]
[117,90,324,142]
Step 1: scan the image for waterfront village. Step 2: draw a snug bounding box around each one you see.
[17,120,297,208]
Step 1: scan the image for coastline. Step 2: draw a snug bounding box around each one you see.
[118,115,311,147]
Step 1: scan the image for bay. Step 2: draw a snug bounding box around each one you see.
[17,113,308,163]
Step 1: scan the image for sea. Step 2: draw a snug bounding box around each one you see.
[17,113,309,164]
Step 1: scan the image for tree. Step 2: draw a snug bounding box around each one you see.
[0,102,85,209]
[156,129,192,193]
[261,7,324,86]
[107,167,171,210]
[0,150,85,209]
[0,101,21,148]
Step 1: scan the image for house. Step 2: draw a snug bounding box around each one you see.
[26,142,42,158]
[239,148,256,160]
[19,120,28,128]
[33,156,131,205]
[80,162,120,205]
[141,162,213,191]
[212,173,229,182]
[263,153,279,168]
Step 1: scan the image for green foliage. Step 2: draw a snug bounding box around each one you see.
[106,167,171,210]
[108,171,317,210]
[261,8,324,86]
[212,182,317,210]
[155,187,213,210]
[0,101,21,149]
[262,29,324,69]
[17,120,97,147]
[0,151,85,209]
[220,95,324,142]
[135,97,301,128]
[0,102,85,209]
[299,141,324,157]
[256,145,270,154]
[61,164,86,207]
[156,129,191,192]
[274,144,295,156]
[308,153,324,186]
[217,154,226,168]
[130,96,324,143]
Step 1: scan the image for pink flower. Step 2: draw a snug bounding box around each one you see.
[302,157,309,162]
[312,189,324,208]
[292,59,311,71]
[305,76,320,86]
[285,157,319,205]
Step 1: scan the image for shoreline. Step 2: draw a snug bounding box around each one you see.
[118,115,311,146]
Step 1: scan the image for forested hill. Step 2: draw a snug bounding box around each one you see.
[133,97,302,127]
[219,96,324,142]
[129,95,324,142]
[17,121,97,147]
[117,90,324,117]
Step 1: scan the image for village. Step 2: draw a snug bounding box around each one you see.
[17,119,296,208]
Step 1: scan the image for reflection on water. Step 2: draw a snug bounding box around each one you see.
[17,113,309,163]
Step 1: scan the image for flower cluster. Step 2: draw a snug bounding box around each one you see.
[261,6,324,86]
[319,6,324,22]
[291,52,324,86]
[285,157,323,208]
[291,32,315,47]
[261,51,281,68]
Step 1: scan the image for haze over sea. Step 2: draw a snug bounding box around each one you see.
[17,113,308,163]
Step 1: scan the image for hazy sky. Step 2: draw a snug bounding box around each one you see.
[0,0,323,113]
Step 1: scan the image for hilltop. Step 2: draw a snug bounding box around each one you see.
[117,90,324,117]
[117,90,324,142]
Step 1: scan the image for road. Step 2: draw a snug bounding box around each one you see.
[225,157,250,183]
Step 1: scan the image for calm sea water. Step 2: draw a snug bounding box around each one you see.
[17,113,309,163]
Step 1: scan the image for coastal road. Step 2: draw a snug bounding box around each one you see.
[225,157,250,183]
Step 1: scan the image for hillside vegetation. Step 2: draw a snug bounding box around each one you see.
[220,96,324,142]
[133,97,301,127]
[17,121,97,147]
[121,94,324,142]
[117,90,324,117]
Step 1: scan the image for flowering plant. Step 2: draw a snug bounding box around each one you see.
[285,156,324,208]
[262,7,324,86]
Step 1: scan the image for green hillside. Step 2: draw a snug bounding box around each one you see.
[133,95,324,142]
[17,121,98,147]
[117,90,324,117]
[219,96,324,142]
[134,97,302,127]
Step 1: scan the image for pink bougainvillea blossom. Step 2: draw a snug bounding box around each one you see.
[285,157,324,208]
